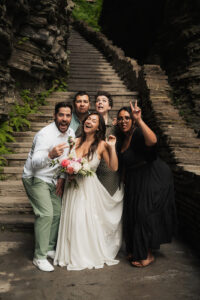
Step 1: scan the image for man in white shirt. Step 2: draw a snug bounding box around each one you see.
[22,102,75,272]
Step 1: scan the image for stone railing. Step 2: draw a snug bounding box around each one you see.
[72,20,200,249]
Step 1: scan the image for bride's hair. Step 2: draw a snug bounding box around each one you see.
[77,112,106,160]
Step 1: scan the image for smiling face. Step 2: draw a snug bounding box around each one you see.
[95,95,111,115]
[84,114,100,134]
[117,109,133,133]
[74,94,90,115]
[54,107,72,133]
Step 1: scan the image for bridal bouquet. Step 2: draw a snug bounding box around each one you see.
[50,136,94,188]
[60,155,94,188]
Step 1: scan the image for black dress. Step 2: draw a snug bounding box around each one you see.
[118,127,177,261]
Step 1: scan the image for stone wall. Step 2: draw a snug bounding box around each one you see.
[0,0,74,120]
[99,0,200,137]
[73,20,200,249]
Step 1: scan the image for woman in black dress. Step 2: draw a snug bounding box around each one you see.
[116,101,176,267]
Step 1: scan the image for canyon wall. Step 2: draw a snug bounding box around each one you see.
[0,0,74,120]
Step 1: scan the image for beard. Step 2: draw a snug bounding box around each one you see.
[55,119,70,133]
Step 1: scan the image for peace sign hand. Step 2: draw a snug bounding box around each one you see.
[130,100,142,122]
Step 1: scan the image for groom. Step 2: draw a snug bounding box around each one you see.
[22,102,75,272]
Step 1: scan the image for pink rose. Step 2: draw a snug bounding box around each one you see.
[61,159,70,167]
[66,166,74,175]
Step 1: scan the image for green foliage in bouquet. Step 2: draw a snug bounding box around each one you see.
[72,0,103,31]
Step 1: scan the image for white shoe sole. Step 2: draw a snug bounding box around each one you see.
[33,260,54,272]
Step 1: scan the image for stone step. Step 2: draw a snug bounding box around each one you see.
[0,166,24,180]
[12,131,35,137]
[6,142,32,148]
[0,180,26,196]
[69,58,107,62]
[28,113,53,121]
[30,122,50,131]
[68,87,130,92]
[68,85,128,90]
[0,215,34,231]
[12,136,34,142]
[177,164,200,176]
[69,68,118,74]
[48,91,138,96]
[68,78,124,83]
[172,155,200,165]
[68,75,121,80]
[5,147,30,154]
[2,154,28,166]
[12,131,35,143]
[0,196,32,214]
[69,70,119,75]
[69,61,111,66]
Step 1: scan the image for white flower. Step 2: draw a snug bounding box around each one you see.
[70,161,82,174]
[82,162,90,172]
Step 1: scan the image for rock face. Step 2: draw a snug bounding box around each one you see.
[160,0,200,136]
[0,0,74,119]
[100,0,200,135]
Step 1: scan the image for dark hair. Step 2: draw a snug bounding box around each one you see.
[115,106,135,141]
[77,112,106,160]
[73,91,90,103]
[95,91,113,108]
[54,102,72,115]
[117,106,133,121]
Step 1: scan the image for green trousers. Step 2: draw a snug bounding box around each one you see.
[22,177,62,259]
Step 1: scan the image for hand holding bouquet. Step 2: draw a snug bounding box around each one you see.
[50,136,94,188]
[60,155,94,188]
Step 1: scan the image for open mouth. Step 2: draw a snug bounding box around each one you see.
[59,123,68,129]
[85,124,92,128]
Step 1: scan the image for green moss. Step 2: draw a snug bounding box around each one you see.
[72,0,103,31]
[18,36,30,45]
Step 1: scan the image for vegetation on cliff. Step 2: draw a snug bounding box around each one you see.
[72,0,103,31]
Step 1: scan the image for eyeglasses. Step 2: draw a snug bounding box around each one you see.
[117,116,131,122]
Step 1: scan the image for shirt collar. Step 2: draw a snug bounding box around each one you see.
[53,122,73,137]
[73,111,90,124]
[106,116,113,127]
[72,112,81,124]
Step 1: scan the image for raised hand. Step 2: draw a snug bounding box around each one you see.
[106,135,117,147]
[112,117,117,126]
[130,100,142,122]
[48,143,68,159]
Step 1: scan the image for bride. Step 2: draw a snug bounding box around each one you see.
[54,112,123,270]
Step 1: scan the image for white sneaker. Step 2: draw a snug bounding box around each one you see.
[33,258,54,272]
[47,250,56,260]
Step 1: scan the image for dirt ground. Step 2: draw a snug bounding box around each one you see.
[0,231,200,300]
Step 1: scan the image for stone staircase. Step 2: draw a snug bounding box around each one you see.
[0,28,200,238]
[0,28,137,230]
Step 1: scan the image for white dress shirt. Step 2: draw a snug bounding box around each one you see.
[22,122,75,184]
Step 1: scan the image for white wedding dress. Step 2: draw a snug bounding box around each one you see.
[54,150,123,270]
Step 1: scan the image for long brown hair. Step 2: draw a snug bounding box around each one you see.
[76,112,106,160]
